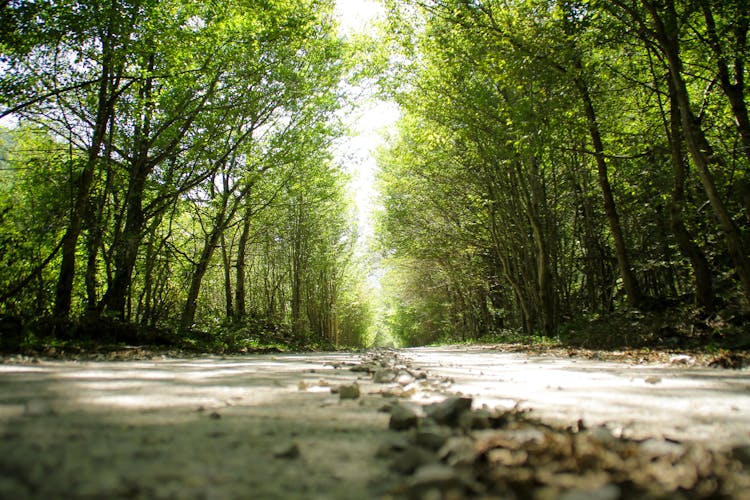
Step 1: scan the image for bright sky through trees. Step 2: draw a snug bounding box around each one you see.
[334,0,399,243]
[335,0,383,34]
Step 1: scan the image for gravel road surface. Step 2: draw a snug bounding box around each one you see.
[1,347,748,499]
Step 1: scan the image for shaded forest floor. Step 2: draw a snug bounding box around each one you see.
[453,304,750,370]
[1,304,749,368]
[0,315,333,361]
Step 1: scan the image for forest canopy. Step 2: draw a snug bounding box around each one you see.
[1,0,749,351]
[0,0,372,349]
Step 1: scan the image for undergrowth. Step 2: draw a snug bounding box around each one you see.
[0,315,341,357]
[430,302,750,354]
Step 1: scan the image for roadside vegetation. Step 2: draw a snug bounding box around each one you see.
[2,0,750,358]
[375,0,750,352]
[0,0,375,354]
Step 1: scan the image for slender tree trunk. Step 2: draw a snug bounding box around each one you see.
[84,213,102,312]
[291,239,303,335]
[234,202,253,320]
[84,132,115,313]
[137,233,156,326]
[666,78,714,310]
[54,51,113,318]
[290,201,305,336]
[575,77,644,308]
[523,158,555,335]
[330,281,338,345]
[180,198,230,331]
[221,231,234,319]
[180,228,223,331]
[135,212,169,325]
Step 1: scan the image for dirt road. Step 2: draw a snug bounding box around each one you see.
[1,347,748,499]
[407,346,750,447]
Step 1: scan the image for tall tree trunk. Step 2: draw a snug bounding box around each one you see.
[135,212,169,325]
[234,201,253,320]
[575,77,644,308]
[84,204,103,312]
[137,231,156,326]
[99,54,155,318]
[665,78,714,310]
[180,228,223,331]
[221,231,234,319]
[329,278,338,345]
[180,198,230,331]
[99,162,148,318]
[291,235,303,336]
[290,200,306,336]
[84,125,115,314]
[54,47,113,318]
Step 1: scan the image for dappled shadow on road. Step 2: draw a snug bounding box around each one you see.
[0,354,396,499]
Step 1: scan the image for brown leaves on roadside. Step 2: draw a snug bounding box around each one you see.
[386,399,750,499]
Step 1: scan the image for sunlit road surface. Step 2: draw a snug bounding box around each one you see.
[405,346,750,449]
[0,353,363,414]
[1,347,749,452]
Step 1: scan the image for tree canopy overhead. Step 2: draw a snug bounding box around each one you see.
[1,0,749,350]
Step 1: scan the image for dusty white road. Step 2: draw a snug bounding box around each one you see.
[0,347,749,498]
[0,353,394,499]
[406,346,750,448]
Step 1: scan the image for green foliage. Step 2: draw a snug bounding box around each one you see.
[4,0,749,352]
[0,127,73,316]
[375,0,750,345]
[0,0,372,350]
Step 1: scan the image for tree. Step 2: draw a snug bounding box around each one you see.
[604,0,750,305]
[1,0,154,318]
[377,0,749,342]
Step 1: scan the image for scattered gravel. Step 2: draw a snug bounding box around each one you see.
[350,349,750,499]
[1,347,748,499]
